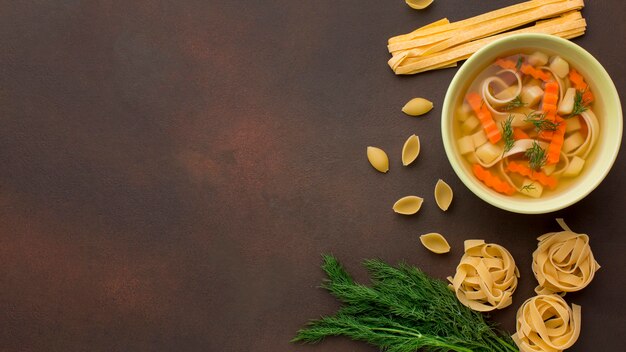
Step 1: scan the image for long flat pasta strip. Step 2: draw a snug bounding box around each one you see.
[388,0,579,52]
[393,15,584,72]
[388,0,565,45]
[389,11,582,70]
[393,12,583,69]
[396,29,584,75]
[394,17,586,75]
[419,0,584,56]
[402,58,461,75]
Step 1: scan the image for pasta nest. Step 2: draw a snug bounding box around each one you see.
[512,294,581,352]
[532,219,600,295]
[448,240,519,312]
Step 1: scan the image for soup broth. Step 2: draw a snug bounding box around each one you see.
[453,51,599,199]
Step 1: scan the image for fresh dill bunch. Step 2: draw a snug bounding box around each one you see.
[501,115,515,154]
[568,89,589,118]
[293,255,518,352]
[524,111,559,132]
[520,183,536,192]
[525,141,547,171]
[502,95,525,111]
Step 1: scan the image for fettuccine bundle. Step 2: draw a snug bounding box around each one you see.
[448,240,519,312]
[512,294,581,352]
[532,218,600,294]
[388,0,587,75]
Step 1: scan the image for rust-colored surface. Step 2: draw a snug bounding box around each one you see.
[0,1,624,351]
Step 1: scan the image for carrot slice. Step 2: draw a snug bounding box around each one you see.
[506,161,558,189]
[512,128,529,140]
[538,129,554,141]
[569,68,586,88]
[466,92,502,143]
[542,81,560,116]
[472,164,516,195]
[521,64,552,81]
[568,68,594,104]
[538,80,560,141]
[495,58,517,70]
[582,90,594,104]
[546,116,566,164]
[543,94,558,106]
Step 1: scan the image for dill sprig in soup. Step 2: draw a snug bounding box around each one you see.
[455,52,599,198]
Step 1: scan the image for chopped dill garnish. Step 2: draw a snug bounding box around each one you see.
[515,56,523,71]
[524,111,559,132]
[501,115,515,154]
[567,89,589,118]
[525,141,547,171]
[503,95,526,111]
[520,183,536,192]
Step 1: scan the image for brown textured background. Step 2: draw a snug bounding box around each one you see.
[0,1,624,351]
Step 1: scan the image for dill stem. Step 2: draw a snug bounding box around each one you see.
[484,336,508,352]
[370,327,473,352]
[495,336,518,352]
[371,327,421,337]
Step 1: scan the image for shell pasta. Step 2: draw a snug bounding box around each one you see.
[455,52,598,198]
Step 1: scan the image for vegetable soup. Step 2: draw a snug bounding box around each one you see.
[454,51,599,198]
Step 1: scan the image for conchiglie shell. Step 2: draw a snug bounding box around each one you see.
[420,233,451,254]
[402,97,433,116]
[401,134,420,166]
[406,0,434,10]
[434,179,453,211]
[392,196,423,215]
[367,146,389,173]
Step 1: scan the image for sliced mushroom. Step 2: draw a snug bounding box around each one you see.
[392,196,424,215]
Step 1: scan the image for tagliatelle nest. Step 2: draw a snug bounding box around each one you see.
[512,294,581,352]
[448,240,519,312]
[532,218,600,295]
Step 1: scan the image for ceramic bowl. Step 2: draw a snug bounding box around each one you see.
[441,34,622,214]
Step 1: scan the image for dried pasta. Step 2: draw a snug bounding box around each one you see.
[401,134,420,166]
[367,146,389,173]
[512,294,581,352]
[532,218,600,295]
[419,233,451,254]
[402,97,433,116]
[387,0,587,75]
[405,0,433,10]
[447,240,519,312]
[434,179,453,211]
[392,195,424,215]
